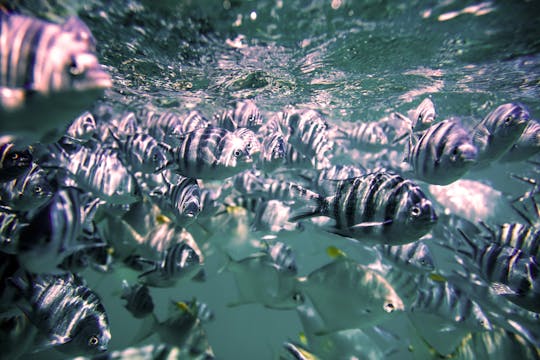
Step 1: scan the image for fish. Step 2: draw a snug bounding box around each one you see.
[479,221,540,259]
[110,131,172,174]
[0,209,26,254]
[473,102,530,166]
[8,272,110,355]
[407,97,437,132]
[221,251,303,309]
[146,175,201,227]
[0,14,111,145]
[64,111,97,144]
[214,99,264,131]
[120,280,154,319]
[297,256,404,334]
[282,341,320,360]
[290,170,438,245]
[257,131,286,173]
[263,241,298,275]
[404,119,478,185]
[0,162,54,212]
[454,229,540,313]
[16,187,101,274]
[167,126,254,180]
[409,279,492,332]
[0,142,33,182]
[233,127,261,161]
[499,119,540,163]
[308,164,366,197]
[0,310,38,360]
[335,121,389,152]
[137,242,203,288]
[379,240,436,274]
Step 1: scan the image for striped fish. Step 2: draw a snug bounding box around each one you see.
[408,97,437,132]
[65,111,97,144]
[0,162,53,212]
[0,209,25,254]
[257,131,286,172]
[147,175,201,227]
[16,187,101,274]
[0,142,32,182]
[336,121,389,152]
[285,109,334,162]
[139,108,208,146]
[8,272,110,355]
[120,280,154,319]
[410,279,492,332]
[500,119,540,163]
[111,132,172,174]
[379,240,435,274]
[168,126,253,180]
[264,241,298,275]
[480,221,540,259]
[291,171,438,245]
[137,242,203,288]
[311,164,366,197]
[0,14,111,144]
[233,127,261,160]
[456,229,540,313]
[214,100,263,131]
[473,102,530,165]
[405,119,478,185]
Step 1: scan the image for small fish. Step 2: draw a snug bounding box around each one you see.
[298,256,404,334]
[0,142,32,182]
[0,162,53,212]
[480,221,540,259]
[111,132,172,174]
[263,241,298,275]
[336,121,389,152]
[0,14,111,145]
[233,127,261,161]
[282,341,320,360]
[168,126,253,180]
[64,111,97,144]
[250,199,300,233]
[222,251,303,309]
[405,119,478,185]
[137,242,203,288]
[8,272,110,355]
[290,171,438,245]
[379,240,436,274]
[409,279,492,332]
[407,97,437,132]
[257,131,286,172]
[214,100,264,131]
[120,280,154,319]
[309,164,366,197]
[473,102,530,166]
[499,119,540,163]
[0,209,26,254]
[16,187,101,274]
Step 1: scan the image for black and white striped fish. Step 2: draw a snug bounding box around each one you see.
[214,100,263,131]
[168,126,253,180]
[0,162,53,212]
[257,131,286,172]
[308,164,366,197]
[473,102,530,166]
[499,119,540,163]
[147,175,201,227]
[291,171,438,245]
[409,279,492,332]
[336,121,389,152]
[263,241,298,275]
[64,111,97,144]
[233,127,261,160]
[137,242,203,288]
[120,280,154,319]
[8,272,111,355]
[285,109,334,162]
[139,108,208,146]
[405,119,478,185]
[16,187,101,274]
[407,97,437,132]
[0,209,25,254]
[0,14,111,145]
[455,229,540,313]
[0,142,32,182]
[379,240,435,274]
[111,132,172,174]
[480,221,540,259]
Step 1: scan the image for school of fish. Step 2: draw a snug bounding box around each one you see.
[0,8,540,360]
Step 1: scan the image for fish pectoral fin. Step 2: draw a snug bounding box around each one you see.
[47,334,72,346]
[349,219,393,228]
[490,282,519,296]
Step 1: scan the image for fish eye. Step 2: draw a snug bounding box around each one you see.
[11,153,19,160]
[34,186,42,194]
[384,303,395,313]
[418,114,423,122]
[233,149,242,157]
[504,116,514,125]
[69,56,83,76]
[410,206,421,217]
[292,293,304,303]
[246,142,252,150]
[451,147,459,156]
[88,336,99,347]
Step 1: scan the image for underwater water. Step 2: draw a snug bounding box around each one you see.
[2,0,540,359]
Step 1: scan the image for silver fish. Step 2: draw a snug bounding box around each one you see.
[480,221,540,259]
[0,209,26,254]
[310,164,366,197]
[120,280,154,319]
[473,102,530,165]
[379,240,436,274]
[111,132,172,174]
[298,256,404,334]
[336,121,389,152]
[214,99,263,131]
[65,111,97,144]
[291,171,438,245]
[168,126,253,180]
[0,14,111,145]
[405,119,478,185]
[8,272,110,355]
[500,119,540,163]
[407,97,437,131]
[257,131,286,172]
[0,142,32,182]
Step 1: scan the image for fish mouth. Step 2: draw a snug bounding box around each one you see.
[74,67,112,91]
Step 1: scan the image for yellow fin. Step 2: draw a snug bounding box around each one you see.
[428,273,447,282]
[298,331,308,346]
[226,205,246,215]
[156,214,171,224]
[326,246,347,259]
